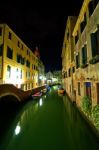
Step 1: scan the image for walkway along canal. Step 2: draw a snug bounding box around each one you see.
[0,85,99,150]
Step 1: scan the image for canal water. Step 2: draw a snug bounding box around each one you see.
[0,86,99,150]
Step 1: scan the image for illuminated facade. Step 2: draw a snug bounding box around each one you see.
[72,0,99,106]
[61,16,77,100]
[0,24,39,90]
[38,59,45,86]
[62,0,99,106]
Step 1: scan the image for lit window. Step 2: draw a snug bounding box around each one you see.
[6,65,11,79]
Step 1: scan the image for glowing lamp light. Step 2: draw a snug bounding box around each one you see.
[39,76,43,80]
[15,125,21,135]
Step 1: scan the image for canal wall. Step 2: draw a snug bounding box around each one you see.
[77,106,99,139]
[65,90,99,139]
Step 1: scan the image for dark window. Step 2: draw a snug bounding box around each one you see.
[26,60,30,68]
[80,13,87,33]
[68,68,71,77]
[18,41,20,47]
[34,65,35,70]
[21,44,23,50]
[21,57,25,65]
[17,54,20,63]
[72,67,75,73]
[7,46,13,59]
[76,53,80,69]
[67,32,69,40]
[8,32,12,40]
[0,27,2,36]
[91,28,99,57]
[0,45,3,56]
[27,50,28,55]
[82,45,87,64]
[96,83,99,104]
[75,31,79,44]
[17,54,25,65]
[78,82,81,95]
[88,0,98,17]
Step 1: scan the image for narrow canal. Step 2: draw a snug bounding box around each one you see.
[0,85,99,150]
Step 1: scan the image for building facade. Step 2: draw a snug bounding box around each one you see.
[61,16,77,100]
[62,0,99,106]
[72,0,99,107]
[0,24,40,90]
[53,70,62,84]
[38,59,45,86]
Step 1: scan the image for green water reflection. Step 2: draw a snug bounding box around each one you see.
[0,86,99,150]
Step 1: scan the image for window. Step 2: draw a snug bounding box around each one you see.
[67,32,69,40]
[17,54,25,65]
[27,49,28,55]
[8,32,12,40]
[76,53,80,69]
[16,68,18,78]
[34,65,35,70]
[21,44,23,50]
[80,13,87,33]
[18,41,20,47]
[68,68,71,77]
[0,45,2,56]
[88,0,98,17]
[91,28,99,57]
[72,67,75,73]
[82,45,87,64]
[85,82,91,98]
[0,27,2,36]
[78,82,81,95]
[0,64,2,78]
[26,60,30,68]
[7,46,13,59]
[20,69,22,79]
[75,31,79,44]
[6,65,11,79]
[96,83,99,104]
[26,71,30,79]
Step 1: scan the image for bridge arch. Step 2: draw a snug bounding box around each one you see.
[0,93,21,103]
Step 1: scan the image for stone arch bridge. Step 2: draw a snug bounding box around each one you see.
[0,84,46,103]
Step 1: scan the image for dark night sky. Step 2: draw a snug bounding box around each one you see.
[0,0,83,72]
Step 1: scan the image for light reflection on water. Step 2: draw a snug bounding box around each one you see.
[0,86,99,150]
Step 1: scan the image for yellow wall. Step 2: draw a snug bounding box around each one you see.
[0,24,39,90]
